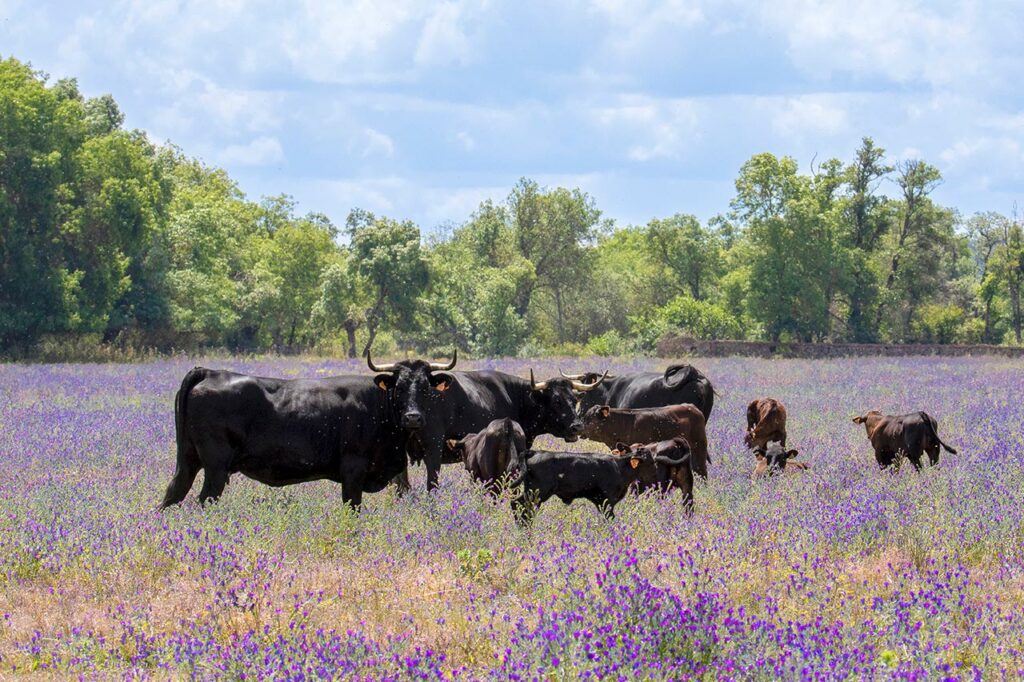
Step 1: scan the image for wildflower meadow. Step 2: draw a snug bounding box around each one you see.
[1,356,1022,680]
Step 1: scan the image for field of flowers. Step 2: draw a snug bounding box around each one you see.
[1,355,1023,680]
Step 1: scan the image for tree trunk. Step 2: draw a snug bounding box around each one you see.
[360,291,388,357]
[344,319,359,358]
[554,288,565,345]
[1011,275,1022,343]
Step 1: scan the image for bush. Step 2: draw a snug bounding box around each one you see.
[911,304,965,344]
[955,318,986,345]
[585,330,635,357]
[657,296,742,341]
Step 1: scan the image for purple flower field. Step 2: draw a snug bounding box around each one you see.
[1,356,1023,680]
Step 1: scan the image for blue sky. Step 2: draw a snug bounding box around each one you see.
[3,0,1022,231]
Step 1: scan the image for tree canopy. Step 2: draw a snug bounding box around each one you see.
[2,57,1021,357]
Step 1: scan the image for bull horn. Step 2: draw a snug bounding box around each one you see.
[559,368,586,380]
[530,369,548,391]
[655,454,689,467]
[571,371,608,392]
[429,349,458,371]
[366,351,397,373]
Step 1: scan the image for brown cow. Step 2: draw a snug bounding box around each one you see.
[447,418,527,493]
[579,404,709,482]
[852,410,957,470]
[752,442,809,478]
[745,398,787,449]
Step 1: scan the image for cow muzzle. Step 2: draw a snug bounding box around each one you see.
[402,412,425,429]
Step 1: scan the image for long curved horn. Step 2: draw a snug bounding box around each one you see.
[655,454,689,467]
[559,368,586,380]
[366,351,397,373]
[530,369,548,391]
[571,371,608,392]
[429,349,458,371]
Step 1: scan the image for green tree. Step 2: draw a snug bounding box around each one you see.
[645,213,721,301]
[730,153,833,342]
[347,208,429,355]
[0,59,83,345]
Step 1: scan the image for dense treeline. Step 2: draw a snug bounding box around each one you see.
[2,57,1022,358]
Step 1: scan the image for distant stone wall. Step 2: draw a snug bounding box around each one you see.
[656,335,1024,359]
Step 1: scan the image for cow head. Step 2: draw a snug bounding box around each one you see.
[618,438,691,492]
[368,350,457,430]
[754,442,799,476]
[578,404,613,440]
[528,371,606,442]
[852,410,884,438]
[560,369,616,384]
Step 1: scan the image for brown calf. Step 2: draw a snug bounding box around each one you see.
[745,398,787,449]
[752,442,809,478]
[852,410,957,470]
[579,403,709,481]
[620,438,695,513]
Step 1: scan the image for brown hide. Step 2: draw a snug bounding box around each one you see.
[745,398,788,449]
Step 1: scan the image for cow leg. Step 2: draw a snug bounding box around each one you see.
[160,439,201,508]
[341,482,364,510]
[198,467,229,506]
[423,437,445,492]
[927,444,940,466]
[875,448,894,470]
[690,439,709,480]
[906,447,924,471]
[780,433,787,448]
[391,469,412,496]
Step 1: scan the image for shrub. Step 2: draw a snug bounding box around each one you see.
[911,304,966,344]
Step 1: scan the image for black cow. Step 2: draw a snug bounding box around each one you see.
[160,367,408,509]
[563,364,715,421]
[367,351,605,491]
[511,438,689,523]
[447,417,528,494]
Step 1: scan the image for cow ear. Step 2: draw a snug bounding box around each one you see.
[375,373,395,391]
[446,438,463,452]
[629,458,640,469]
[431,372,453,392]
[851,415,864,424]
[786,449,799,459]
[600,405,611,418]
[614,442,630,454]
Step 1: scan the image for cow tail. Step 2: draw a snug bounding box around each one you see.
[175,367,208,466]
[921,411,958,454]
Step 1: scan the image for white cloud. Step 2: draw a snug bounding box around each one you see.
[595,96,700,160]
[415,1,472,67]
[587,0,705,54]
[455,131,476,151]
[217,136,285,166]
[759,0,996,89]
[355,127,396,158]
[770,95,849,138]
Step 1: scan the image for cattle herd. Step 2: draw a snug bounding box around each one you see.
[160,352,957,521]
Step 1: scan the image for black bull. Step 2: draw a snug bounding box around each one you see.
[564,364,715,421]
[161,367,409,508]
[369,352,605,491]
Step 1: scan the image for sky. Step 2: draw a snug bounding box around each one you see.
[2,0,1023,232]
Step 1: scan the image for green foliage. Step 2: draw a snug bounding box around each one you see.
[1,56,1021,356]
[455,548,494,580]
[911,304,966,344]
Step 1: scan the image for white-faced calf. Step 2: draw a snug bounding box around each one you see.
[752,442,808,478]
